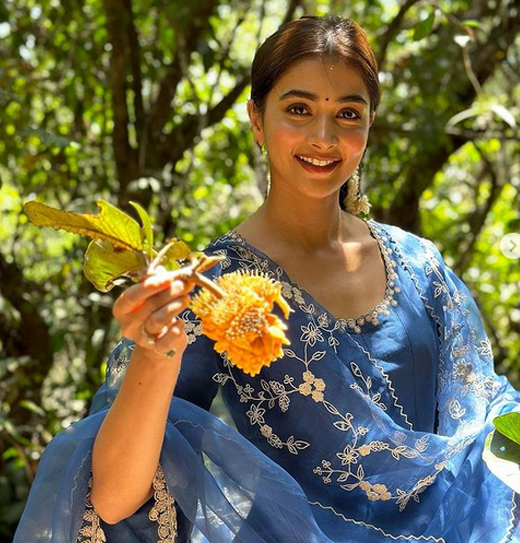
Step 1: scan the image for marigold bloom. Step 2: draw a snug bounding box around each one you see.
[190,270,292,376]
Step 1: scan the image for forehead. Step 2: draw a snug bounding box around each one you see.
[271,57,370,101]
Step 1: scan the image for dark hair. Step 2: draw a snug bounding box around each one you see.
[250,15,380,211]
[251,15,380,114]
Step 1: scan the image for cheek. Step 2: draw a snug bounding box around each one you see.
[343,128,369,156]
[266,120,302,141]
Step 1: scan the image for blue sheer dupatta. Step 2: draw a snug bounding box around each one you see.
[13,220,520,543]
[13,342,338,543]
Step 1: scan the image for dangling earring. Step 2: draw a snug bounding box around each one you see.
[256,141,266,155]
[343,166,371,216]
[254,141,269,197]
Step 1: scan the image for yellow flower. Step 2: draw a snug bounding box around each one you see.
[190,270,292,376]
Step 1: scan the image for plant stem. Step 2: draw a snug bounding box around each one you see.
[176,260,225,298]
[148,248,225,298]
[192,271,225,298]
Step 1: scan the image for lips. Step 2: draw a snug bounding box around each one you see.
[296,155,341,173]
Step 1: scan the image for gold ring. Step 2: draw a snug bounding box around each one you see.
[141,324,158,346]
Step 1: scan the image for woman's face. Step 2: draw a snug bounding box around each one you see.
[248,56,374,203]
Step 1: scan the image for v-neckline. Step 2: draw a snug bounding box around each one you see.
[225,219,401,333]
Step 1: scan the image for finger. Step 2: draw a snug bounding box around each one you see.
[133,302,189,343]
[125,281,190,325]
[143,296,191,335]
[113,272,175,319]
[135,318,187,356]
[114,275,190,320]
[151,320,188,353]
[120,289,190,341]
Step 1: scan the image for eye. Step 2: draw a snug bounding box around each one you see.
[338,109,361,120]
[287,104,309,116]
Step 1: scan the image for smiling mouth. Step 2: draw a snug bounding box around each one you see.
[296,155,340,167]
[296,155,341,173]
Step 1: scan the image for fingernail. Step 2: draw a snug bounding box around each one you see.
[170,279,185,291]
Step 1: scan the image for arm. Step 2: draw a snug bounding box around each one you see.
[90,272,190,525]
[91,347,181,524]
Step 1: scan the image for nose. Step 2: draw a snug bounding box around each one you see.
[307,115,338,150]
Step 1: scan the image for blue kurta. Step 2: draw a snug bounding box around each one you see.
[13,219,520,543]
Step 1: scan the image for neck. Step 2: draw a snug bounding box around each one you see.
[255,186,359,253]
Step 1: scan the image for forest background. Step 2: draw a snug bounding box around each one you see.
[1,0,519,538]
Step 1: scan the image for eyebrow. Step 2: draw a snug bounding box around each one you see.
[279,89,369,106]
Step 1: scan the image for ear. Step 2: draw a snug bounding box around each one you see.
[369,111,376,127]
[247,99,264,147]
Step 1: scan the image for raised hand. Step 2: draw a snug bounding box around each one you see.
[112,267,194,361]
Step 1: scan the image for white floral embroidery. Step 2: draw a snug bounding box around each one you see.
[420,239,501,412]
[477,339,493,359]
[181,311,203,344]
[77,477,106,543]
[300,322,325,347]
[349,362,388,411]
[77,466,176,543]
[207,227,461,512]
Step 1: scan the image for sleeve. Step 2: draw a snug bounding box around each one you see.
[417,237,520,433]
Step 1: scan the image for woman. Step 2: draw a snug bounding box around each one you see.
[14,15,520,543]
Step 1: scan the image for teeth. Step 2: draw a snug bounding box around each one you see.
[298,156,337,167]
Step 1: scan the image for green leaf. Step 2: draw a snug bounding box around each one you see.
[151,238,192,272]
[1,419,24,441]
[162,238,191,261]
[129,201,155,259]
[493,412,520,446]
[19,400,46,416]
[84,239,146,292]
[461,20,481,29]
[413,11,435,41]
[483,429,520,493]
[24,200,143,252]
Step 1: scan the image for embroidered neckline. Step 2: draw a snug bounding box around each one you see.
[224,219,400,334]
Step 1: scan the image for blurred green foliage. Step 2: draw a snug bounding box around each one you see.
[1,0,519,538]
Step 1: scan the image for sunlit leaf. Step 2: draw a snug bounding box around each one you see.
[483,429,520,493]
[413,11,435,41]
[162,238,192,261]
[25,200,143,252]
[129,201,155,258]
[84,239,146,292]
[462,20,481,29]
[493,412,520,445]
[19,400,46,417]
